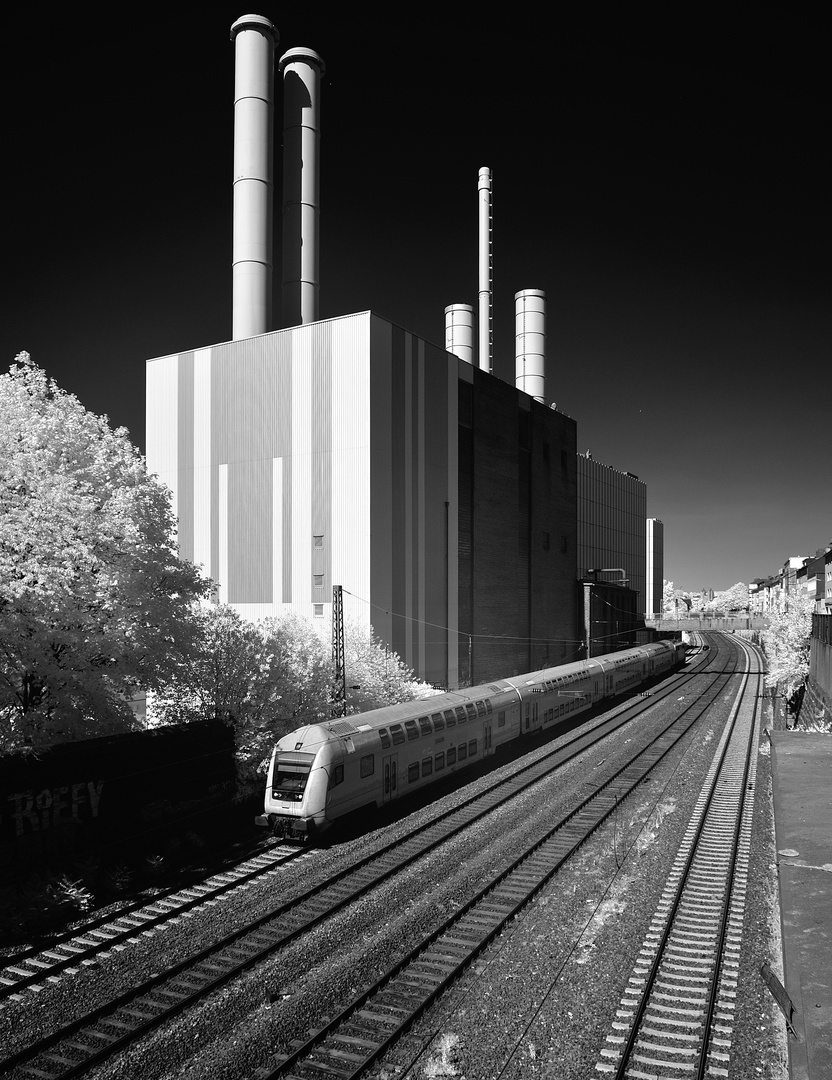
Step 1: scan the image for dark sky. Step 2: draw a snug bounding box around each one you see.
[4,5,829,592]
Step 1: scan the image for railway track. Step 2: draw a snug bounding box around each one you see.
[594,635,764,1079]
[0,636,734,1080]
[253,637,746,1079]
[0,844,302,1006]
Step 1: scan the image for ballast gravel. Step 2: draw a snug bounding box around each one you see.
[0,659,790,1080]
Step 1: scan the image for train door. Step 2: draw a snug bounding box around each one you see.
[382,754,398,803]
[482,721,493,756]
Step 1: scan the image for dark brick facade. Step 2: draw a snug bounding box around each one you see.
[458,369,577,684]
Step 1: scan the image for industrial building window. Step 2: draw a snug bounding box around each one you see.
[313,604,324,617]
[360,754,374,778]
[313,534,324,548]
[313,574,324,587]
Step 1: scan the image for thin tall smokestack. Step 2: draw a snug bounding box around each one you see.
[280,47,325,327]
[478,167,492,373]
[515,289,546,403]
[231,15,278,340]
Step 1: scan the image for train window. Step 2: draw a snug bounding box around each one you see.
[468,739,477,755]
[328,763,344,789]
[457,744,467,761]
[475,701,486,717]
[465,704,477,721]
[447,747,457,765]
[379,728,391,749]
[498,710,506,727]
[435,752,445,770]
[431,712,445,731]
[405,720,420,741]
[360,754,374,778]
[421,757,433,777]
[485,700,493,714]
[455,706,467,724]
[390,724,406,745]
[408,763,420,783]
[418,716,433,736]
[444,709,456,727]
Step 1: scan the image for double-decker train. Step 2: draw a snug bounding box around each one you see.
[256,639,686,839]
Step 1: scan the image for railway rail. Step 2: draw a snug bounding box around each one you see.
[0,634,740,1080]
[594,635,764,1079]
[0,844,302,1006]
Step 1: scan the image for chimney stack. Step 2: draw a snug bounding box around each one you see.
[478,167,492,373]
[444,304,475,365]
[231,15,278,340]
[280,47,325,327]
[515,289,546,403]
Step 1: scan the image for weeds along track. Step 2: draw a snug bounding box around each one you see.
[0,845,302,1006]
[594,636,764,1080]
[0,639,732,1080]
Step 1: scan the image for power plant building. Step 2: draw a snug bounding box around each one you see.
[145,14,659,693]
[146,316,578,689]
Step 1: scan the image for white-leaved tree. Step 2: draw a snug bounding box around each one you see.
[0,353,210,753]
[339,616,440,714]
[149,607,439,774]
[762,593,814,712]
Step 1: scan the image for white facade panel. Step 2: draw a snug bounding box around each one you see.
[331,313,372,629]
[290,325,313,619]
[218,462,228,602]
[145,355,179,523]
[272,456,283,605]
[193,348,212,579]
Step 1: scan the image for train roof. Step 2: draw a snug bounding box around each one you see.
[303,640,682,744]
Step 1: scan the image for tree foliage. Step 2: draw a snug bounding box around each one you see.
[0,353,210,753]
[762,594,814,700]
[149,606,439,772]
[706,582,749,611]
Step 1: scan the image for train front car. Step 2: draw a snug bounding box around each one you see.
[256,725,338,839]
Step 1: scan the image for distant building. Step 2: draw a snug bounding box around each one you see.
[646,518,664,617]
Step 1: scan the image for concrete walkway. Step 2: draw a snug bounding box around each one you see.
[770,732,832,1080]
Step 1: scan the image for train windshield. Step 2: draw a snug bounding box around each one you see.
[272,753,315,798]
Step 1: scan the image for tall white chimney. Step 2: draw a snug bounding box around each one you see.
[444,304,475,365]
[515,289,546,403]
[478,167,492,373]
[280,47,325,327]
[231,15,278,340]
